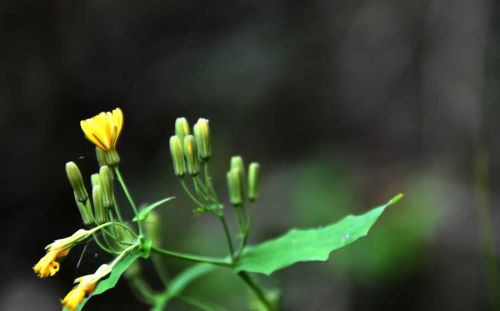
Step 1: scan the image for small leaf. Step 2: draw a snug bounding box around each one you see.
[152,264,216,311]
[133,196,175,222]
[63,249,142,311]
[235,194,403,275]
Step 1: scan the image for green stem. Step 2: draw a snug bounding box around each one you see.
[152,254,170,287]
[151,246,231,267]
[203,163,219,202]
[218,215,235,260]
[113,166,143,236]
[194,176,215,203]
[111,242,141,268]
[91,233,119,255]
[177,295,224,311]
[238,272,274,311]
[127,275,156,304]
[180,178,205,207]
[112,196,123,222]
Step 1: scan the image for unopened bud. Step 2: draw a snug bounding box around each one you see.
[175,117,190,142]
[248,162,260,201]
[66,162,88,202]
[193,118,211,161]
[169,136,186,177]
[115,225,135,244]
[96,147,120,167]
[99,166,114,209]
[92,185,107,224]
[231,156,245,198]
[184,135,199,176]
[227,168,243,206]
[74,193,94,226]
[144,211,162,246]
[91,173,101,188]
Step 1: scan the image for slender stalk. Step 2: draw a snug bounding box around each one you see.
[112,196,123,222]
[238,272,274,311]
[113,166,143,236]
[218,215,235,260]
[180,178,205,207]
[194,176,215,203]
[203,163,219,202]
[151,254,170,287]
[127,275,156,304]
[151,246,231,267]
[91,233,119,255]
[111,242,141,268]
[178,295,224,311]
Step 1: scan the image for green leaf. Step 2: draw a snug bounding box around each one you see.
[235,194,403,275]
[133,197,175,222]
[62,249,142,311]
[152,264,216,311]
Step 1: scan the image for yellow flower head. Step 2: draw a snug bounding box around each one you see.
[80,108,124,151]
[61,264,112,311]
[33,229,91,278]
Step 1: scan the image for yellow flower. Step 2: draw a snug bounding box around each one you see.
[61,264,112,311]
[33,229,91,278]
[80,108,124,151]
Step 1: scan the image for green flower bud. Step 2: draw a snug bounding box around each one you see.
[175,117,190,142]
[99,165,114,209]
[115,225,135,244]
[193,118,211,161]
[74,193,94,226]
[248,162,260,201]
[96,147,120,167]
[66,162,88,202]
[184,135,200,176]
[227,168,243,206]
[144,210,162,246]
[169,136,186,177]
[230,156,245,199]
[92,184,107,224]
[91,173,101,188]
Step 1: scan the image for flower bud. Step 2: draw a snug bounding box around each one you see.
[193,118,211,161]
[144,210,162,246]
[74,193,94,226]
[169,136,186,177]
[227,168,243,206]
[175,117,190,142]
[66,162,88,202]
[115,225,135,244]
[95,147,120,167]
[248,162,260,201]
[230,156,245,198]
[99,166,114,209]
[92,185,107,224]
[184,135,200,176]
[91,173,101,188]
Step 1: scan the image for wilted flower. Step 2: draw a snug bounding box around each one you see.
[61,264,112,311]
[33,229,92,278]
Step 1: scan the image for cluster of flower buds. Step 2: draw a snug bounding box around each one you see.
[226,156,260,206]
[90,166,116,224]
[66,162,93,226]
[169,117,212,177]
[66,161,117,226]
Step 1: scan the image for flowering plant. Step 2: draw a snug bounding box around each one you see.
[33,108,402,311]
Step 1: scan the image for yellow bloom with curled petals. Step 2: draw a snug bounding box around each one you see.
[33,229,91,278]
[80,108,124,151]
[61,264,112,311]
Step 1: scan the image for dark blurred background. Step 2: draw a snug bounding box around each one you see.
[1,0,499,310]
